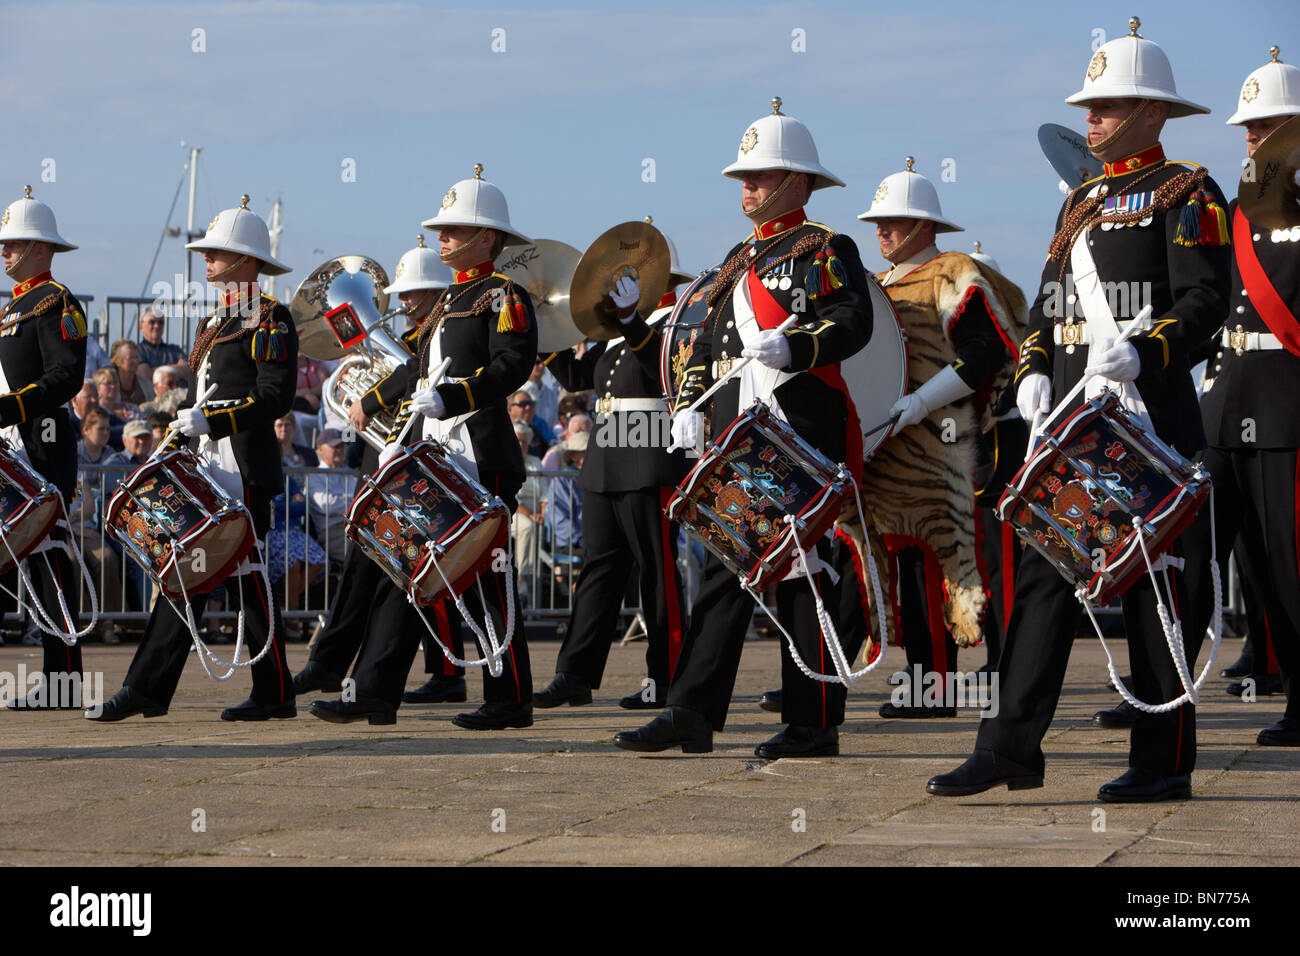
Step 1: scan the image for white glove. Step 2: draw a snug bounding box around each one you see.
[666,411,703,454]
[378,442,404,467]
[410,386,445,419]
[610,275,640,313]
[1016,373,1052,422]
[1084,336,1141,384]
[168,406,210,438]
[741,328,792,370]
[888,365,974,429]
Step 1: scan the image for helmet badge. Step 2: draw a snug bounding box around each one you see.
[1087,50,1107,82]
[739,127,759,154]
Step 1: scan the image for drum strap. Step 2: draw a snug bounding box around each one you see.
[1233,206,1300,357]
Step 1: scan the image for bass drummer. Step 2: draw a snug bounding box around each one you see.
[532,222,693,711]
[90,196,298,722]
[613,98,874,758]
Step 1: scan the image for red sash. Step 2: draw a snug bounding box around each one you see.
[1233,206,1300,358]
[744,268,863,480]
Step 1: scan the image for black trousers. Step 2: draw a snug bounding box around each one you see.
[1191,447,1299,724]
[350,469,529,710]
[667,540,846,731]
[975,507,1211,776]
[554,486,684,692]
[122,487,293,707]
[976,417,1030,666]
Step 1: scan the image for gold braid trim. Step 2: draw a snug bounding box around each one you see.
[416,277,509,371]
[707,229,834,313]
[189,300,275,375]
[0,290,66,335]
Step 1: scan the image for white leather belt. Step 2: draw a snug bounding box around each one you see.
[1053,313,1153,349]
[594,397,667,414]
[711,357,740,377]
[1220,326,1284,355]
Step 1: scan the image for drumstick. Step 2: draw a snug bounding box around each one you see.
[684,314,800,415]
[1024,304,1152,461]
[861,412,902,441]
[392,357,453,449]
[152,384,219,461]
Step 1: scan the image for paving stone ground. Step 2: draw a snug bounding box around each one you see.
[0,634,1295,866]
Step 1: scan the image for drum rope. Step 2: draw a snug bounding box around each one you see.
[0,500,101,645]
[1077,487,1223,714]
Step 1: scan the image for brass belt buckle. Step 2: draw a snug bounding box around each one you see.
[1229,325,1246,357]
[597,395,613,413]
[1061,319,1085,355]
[716,356,733,376]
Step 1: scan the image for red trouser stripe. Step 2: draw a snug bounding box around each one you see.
[1001,522,1016,626]
[659,487,683,680]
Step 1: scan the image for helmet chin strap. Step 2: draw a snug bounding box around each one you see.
[746,171,799,220]
[882,220,925,264]
[208,253,251,282]
[1088,98,1152,156]
[3,240,36,278]
[439,228,489,263]
[408,289,438,322]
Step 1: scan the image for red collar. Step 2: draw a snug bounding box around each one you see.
[11,271,52,297]
[1103,143,1166,178]
[453,261,495,283]
[656,291,677,309]
[221,285,259,307]
[752,209,807,240]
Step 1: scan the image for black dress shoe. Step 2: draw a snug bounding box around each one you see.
[926,749,1043,796]
[403,675,468,704]
[1219,646,1254,679]
[758,689,782,713]
[292,661,343,695]
[755,724,838,758]
[221,698,297,721]
[613,706,713,754]
[452,701,534,730]
[619,686,665,709]
[1093,700,1142,728]
[1098,767,1191,803]
[1227,675,1283,697]
[308,698,396,726]
[85,686,168,722]
[1257,717,1300,747]
[879,701,957,719]
[532,673,592,709]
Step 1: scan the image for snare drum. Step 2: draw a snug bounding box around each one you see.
[346,441,509,605]
[0,439,62,574]
[666,402,852,591]
[996,389,1210,604]
[105,450,256,600]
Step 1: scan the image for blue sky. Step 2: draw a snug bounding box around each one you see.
[2,0,1294,321]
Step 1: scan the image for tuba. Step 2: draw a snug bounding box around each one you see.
[290,255,415,450]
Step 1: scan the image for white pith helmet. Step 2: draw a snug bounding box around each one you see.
[721,97,845,191]
[421,164,531,246]
[969,241,1002,272]
[1227,46,1300,125]
[857,158,963,233]
[644,217,695,286]
[1065,17,1210,118]
[186,195,291,275]
[384,235,453,294]
[0,186,77,251]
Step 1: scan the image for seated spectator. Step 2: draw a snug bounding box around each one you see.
[275,411,318,468]
[295,352,327,416]
[522,356,561,436]
[146,411,172,448]
[541,412,592,473]
[268,474,327,616]
[553,390,596,443]
[135,308,186,378]
[512,421,547,605]
[109,338,151,404]
[508,390,549,459]
[547,432,586,552]
[306,428,356,566]
[92,367,142,428]
[69,380,98,429]
[85,334,111,375]
[70,407,124,641]
[142,364,187,417]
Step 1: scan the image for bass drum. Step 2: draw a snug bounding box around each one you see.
[842,274,909,464]
[659,266,720,404]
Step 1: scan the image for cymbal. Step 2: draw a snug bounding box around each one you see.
[1239,115,1300,230]
[570,221,672,342]
[1037,123,1102,189]
[290,255,391,360]
[497,239,582,352]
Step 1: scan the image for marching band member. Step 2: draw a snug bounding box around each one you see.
[614,99,874,758]
[310,165,537,730]
[533,227,693,710]
[0,186,89,709]
[929,20,1230,801]
[291,236,462,699]
[854,160,1026,718]
[90,197,298,721]
[1191,47,1300,746]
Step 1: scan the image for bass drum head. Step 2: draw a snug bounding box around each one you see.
[659,266,720,402]
[841,274,909,463]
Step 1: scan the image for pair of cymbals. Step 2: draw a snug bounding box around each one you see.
[1239,114,1300,230]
